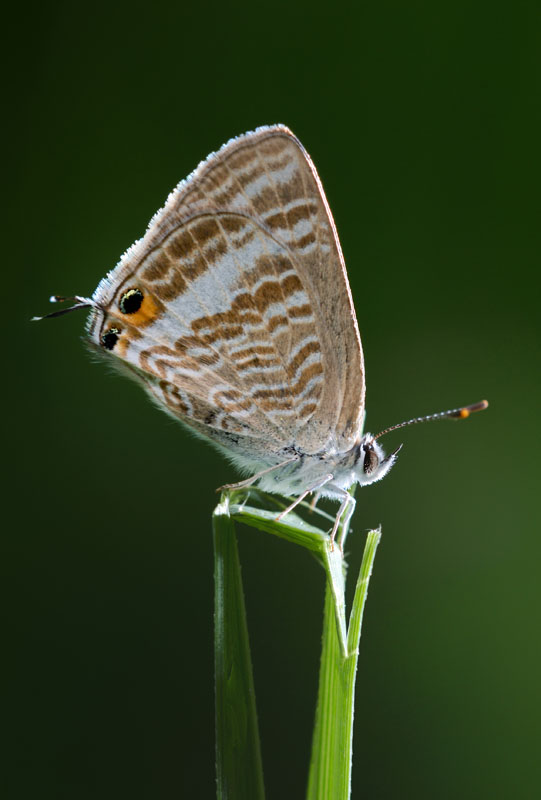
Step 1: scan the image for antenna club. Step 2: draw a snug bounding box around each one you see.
[450,399,489,419]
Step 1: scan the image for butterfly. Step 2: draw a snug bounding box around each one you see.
[35,125,487,547]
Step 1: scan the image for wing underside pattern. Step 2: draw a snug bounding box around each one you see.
[88,126,364,457]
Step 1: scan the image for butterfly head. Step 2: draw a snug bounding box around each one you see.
[354,435,402,486]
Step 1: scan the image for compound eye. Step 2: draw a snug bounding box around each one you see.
[363,443,378,475]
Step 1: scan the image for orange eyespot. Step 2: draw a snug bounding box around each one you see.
[118,288,161,327]
[101,328,121,350]
[459,408,470,419]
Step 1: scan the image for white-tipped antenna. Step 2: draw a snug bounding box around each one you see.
[31,295,96,321]
[374,400,489,440]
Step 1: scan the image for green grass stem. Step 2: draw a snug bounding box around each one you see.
[213,495,265,800]
[213,489,381,800]
[307,529,381,799]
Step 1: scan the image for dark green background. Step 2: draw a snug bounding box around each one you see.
[5,1,540,797]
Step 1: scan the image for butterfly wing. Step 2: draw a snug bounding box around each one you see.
[87,126,364,459]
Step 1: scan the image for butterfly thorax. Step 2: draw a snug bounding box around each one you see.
[247,433,398,500]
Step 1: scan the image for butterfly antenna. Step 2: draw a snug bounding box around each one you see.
[31,295,97,321]
[374,400,489,440]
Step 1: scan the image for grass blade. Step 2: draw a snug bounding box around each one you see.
[307,528,382,799]
[213,495,265,800]
[213,488,382,800]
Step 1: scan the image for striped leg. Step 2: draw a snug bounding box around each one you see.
[276,474,334,522]
[331,490,356,553]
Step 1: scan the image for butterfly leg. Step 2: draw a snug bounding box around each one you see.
[275,474,334,522]
[308,491,321,512]
[217,456,300,492]
[331,490,356,553]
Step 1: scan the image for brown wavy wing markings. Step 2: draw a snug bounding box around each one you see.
[120,212,288,442]
[254,132,365,452]
[145,376,286,464]
[209,150,295,366]
[203,215,323,436]
[121,215,313,446]
[92,127,364,454]
[142,205,324,446]
[184,229,322,442]
[134,338,275,441]
[99,206,315,448]
[143,126,365,453]
[158,210,312,444]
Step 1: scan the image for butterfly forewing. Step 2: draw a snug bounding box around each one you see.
[88,126,365,458]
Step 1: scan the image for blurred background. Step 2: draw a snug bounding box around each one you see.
[4,1,540,797]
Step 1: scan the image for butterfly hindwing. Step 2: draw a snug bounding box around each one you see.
[87,126,364,457]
